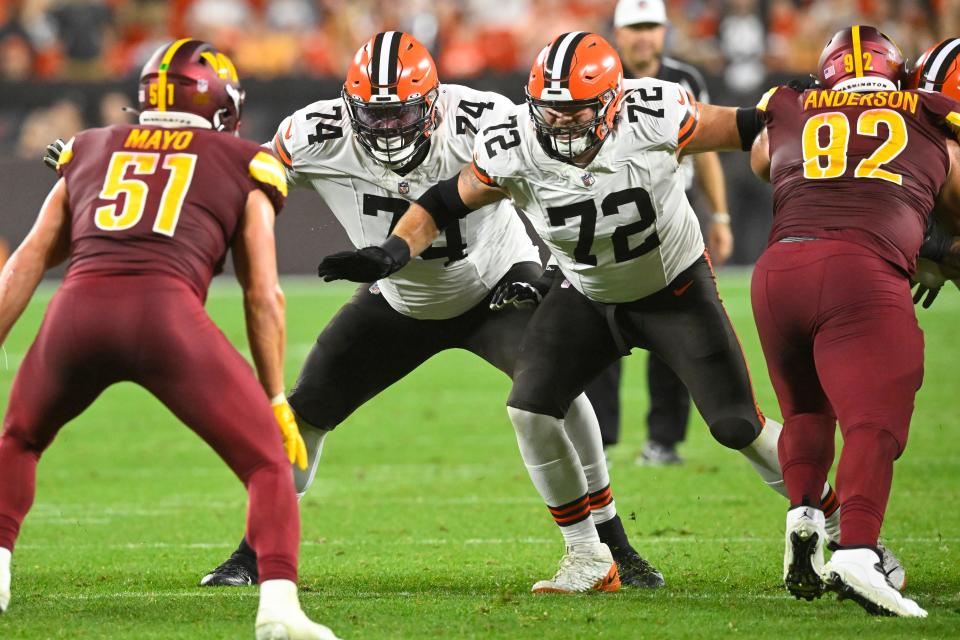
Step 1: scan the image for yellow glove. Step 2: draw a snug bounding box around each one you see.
[271,394,308,471]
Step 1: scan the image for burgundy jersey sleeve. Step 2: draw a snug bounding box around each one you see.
[58,125,280,298]
[762,87,953,274]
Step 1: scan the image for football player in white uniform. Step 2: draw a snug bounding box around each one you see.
[316,32,850,593]
[197,32,659,591]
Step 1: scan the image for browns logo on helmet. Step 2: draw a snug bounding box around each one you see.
[817,25,905,93]
[525,32,624,162]
[342,31,440,166]
[138,39,245,134]
[908,37,960,101]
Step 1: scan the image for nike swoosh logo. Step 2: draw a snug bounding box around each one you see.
[284,119,294,140]
[673,281,693,296]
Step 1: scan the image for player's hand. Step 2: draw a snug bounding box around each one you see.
[912,258,946,309]
[490,281,543,310]
[43,138,65,172]
[271,395,308,471]
[317,236,410,282]
[706,219,734,265]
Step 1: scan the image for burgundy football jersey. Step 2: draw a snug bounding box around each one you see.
[760,86,960,273]
[57,124,287,298]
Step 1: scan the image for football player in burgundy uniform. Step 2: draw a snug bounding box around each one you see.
[0,39,337,640]
[750,26,960,616]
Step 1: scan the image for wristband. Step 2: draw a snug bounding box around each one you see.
[711,212,731,225]
[270,392,286,405]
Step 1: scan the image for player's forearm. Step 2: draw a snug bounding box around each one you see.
[692,152,728,213]
[243,285,286,398]
[0,246,47,345]
[392,204,440,259]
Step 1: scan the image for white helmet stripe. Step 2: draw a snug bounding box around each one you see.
[378,31,396,96]
[923,38,960,91]
[550,31,585,88]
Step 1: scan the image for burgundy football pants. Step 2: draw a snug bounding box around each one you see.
[0,275,299,581]
[751,239,923,546]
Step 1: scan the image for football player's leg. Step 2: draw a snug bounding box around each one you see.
[463,268,658,586]
[813,259,923,549]
[288,285,437,496]
[584,361,622,448]
[812,259,924,618]
[0,289,114,612]
[642,353,690,465]
[507,284,622,592]
[137,299,301,590]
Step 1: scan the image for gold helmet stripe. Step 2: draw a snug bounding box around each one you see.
[157,38,193,112]
[852,25,864,78]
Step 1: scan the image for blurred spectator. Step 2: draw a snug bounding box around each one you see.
[16,99,83,161]
[98,91,134,127]
[717,0,765,94]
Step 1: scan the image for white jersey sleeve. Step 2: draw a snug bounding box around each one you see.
[621,78,702,154]
[268,99,351,188]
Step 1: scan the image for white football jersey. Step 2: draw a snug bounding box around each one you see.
[271,84,539,319]
[472,78,705,304]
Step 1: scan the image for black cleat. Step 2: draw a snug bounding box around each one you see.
[199,551,259,587]
[611,547,665,588]
[785,530,825,601]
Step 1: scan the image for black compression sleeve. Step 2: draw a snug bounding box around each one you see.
[736,107,765,151]
[414,174,475,231]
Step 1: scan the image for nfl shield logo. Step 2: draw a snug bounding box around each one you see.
[197,78,209,93]
[398,181,410,195]
[581,173,595,187]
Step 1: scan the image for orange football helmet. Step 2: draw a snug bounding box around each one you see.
[526,32,624,162]
[139,39,244,134]
[909,38,960,100]
[343,31,440,166]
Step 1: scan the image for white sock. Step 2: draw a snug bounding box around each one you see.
[293,419,329,499]
[562,394,609,493]
[739,417,789,498]
[0,547,10,612]
[561,394,617,525]
[258,578,300,615]
[562,515,601,546]
[822,483,841,542]
[507,406,598,545]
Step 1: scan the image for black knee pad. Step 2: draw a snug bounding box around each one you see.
[709,416,761,449]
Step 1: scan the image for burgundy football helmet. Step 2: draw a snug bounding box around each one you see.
[138,39,245,133]
[817,25,904,92]
[909,38,960,101]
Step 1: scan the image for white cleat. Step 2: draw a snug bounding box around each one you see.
[824,506,907,592]
[531,542,620,593]
[822,548,927,617]
[783,505,827,601]
[0,547,10,614]
[255,579,341,640]
[255,608,341,640]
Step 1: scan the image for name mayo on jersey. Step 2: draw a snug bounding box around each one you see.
[272,84,539,320]
[472,77,704,304]
[801,90,919,113]
[123,128,195,150]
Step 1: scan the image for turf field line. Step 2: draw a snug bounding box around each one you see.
[17,535,960,550]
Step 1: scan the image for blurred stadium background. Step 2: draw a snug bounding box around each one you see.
[1,0,957,271]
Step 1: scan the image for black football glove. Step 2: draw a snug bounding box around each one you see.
[43,138,65,172]
[786,75,820,92]
[489,265,558,311]
[317,235,410,283]
[912,281,942,309]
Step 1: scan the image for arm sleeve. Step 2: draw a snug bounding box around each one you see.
[247,150,288,214]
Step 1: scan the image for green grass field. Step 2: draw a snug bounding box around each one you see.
[0,271,957,639]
